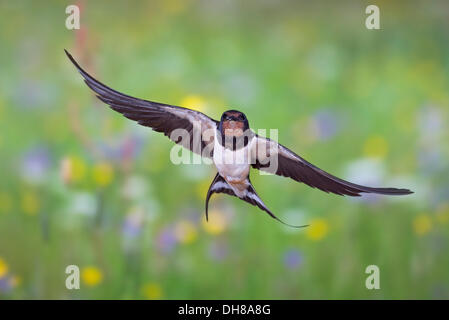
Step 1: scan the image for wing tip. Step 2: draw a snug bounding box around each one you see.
[64,49,76,65]
[64,49,87,77]
[285,222,310,229]
[371,188,414,196]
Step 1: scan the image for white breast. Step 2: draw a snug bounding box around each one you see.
[213,131,253,180]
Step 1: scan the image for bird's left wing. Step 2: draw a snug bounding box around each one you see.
[250,135,413,196]
[65,50,218,158]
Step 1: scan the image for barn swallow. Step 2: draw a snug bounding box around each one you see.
[65,50,413,228]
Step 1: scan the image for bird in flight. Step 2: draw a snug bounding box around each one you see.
[65,50,412,228]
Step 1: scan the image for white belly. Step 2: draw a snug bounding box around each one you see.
[213,133,251,181]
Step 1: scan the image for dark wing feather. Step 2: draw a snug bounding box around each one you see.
[65,50,217,158]
[251,135,413,196]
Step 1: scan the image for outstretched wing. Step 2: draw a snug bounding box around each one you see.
[65,50,218,158]
[251,135,413,196]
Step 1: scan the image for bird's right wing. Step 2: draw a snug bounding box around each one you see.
[65,50,218,158]
[251,135,413,196]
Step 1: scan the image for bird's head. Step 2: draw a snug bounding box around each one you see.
[219,110,249,137]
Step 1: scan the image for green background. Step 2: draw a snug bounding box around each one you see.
[0,0,448,299]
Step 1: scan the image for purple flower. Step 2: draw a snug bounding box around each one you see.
[20,146,51,184]
[122,209,144,239]
[0,277,12,294]
[156,226,178,254]
[122,222,140,238]
[311,110,340,141]
[283,249,303,270]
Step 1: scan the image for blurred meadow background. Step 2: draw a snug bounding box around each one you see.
[1,0,449,299]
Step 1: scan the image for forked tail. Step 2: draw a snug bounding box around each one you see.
[205,173,308,228]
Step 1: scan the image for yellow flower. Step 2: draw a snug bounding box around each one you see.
[81,266,103,287]
[202,210,228,235]
[179,95,207,113]
[413,214,432,236]
[363,135,388,159]
[0,257,8,278]
[306,218,329,241]
[0,192,12,213]
[21,191,39,216]
[92,162,114,187]
[61,156,87,184]
[175,220,198,244]
[142,283,163,300]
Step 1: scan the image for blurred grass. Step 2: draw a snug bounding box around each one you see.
[0,0,449,299]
